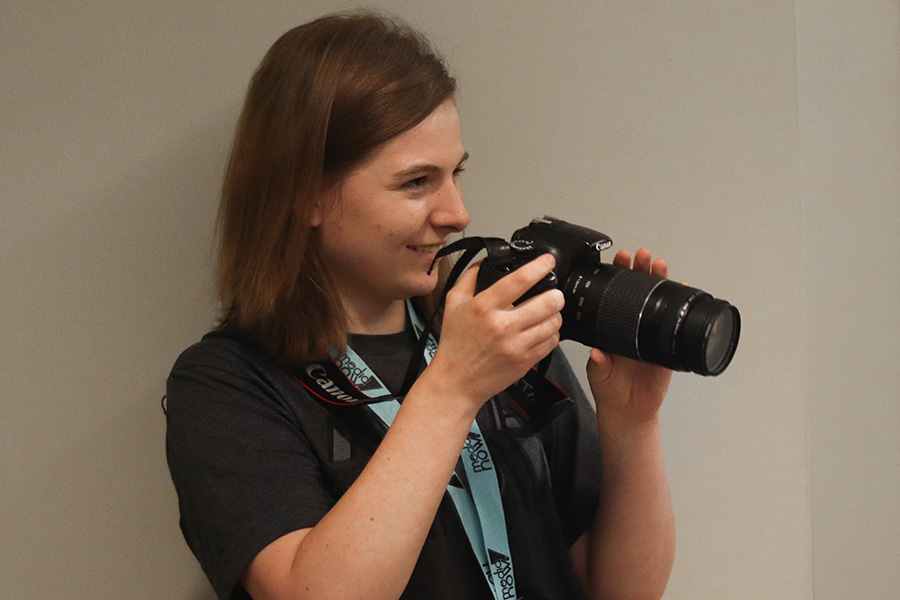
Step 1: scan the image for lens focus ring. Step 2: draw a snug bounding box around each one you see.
[594,269,664,360]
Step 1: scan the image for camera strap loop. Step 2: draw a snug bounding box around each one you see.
[430,236,514,278]
[482,239,516,272]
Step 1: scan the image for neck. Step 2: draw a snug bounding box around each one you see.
[345,298,407,335]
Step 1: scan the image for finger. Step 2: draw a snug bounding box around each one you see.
[523,323,562,361]
[586,347,614,383]
[589,347,609,367]
[612,249,631,269]
[633,248,653,273]
[448,261,480,298]
[513,288,565,330]
[480,253,556,308]
[511,306,562,356]
[651,257,668,279]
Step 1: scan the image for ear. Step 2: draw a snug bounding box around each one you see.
[310,182,340,227]
[310,198,325,227]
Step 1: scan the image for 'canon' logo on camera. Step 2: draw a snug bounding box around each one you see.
[305,363,357,404]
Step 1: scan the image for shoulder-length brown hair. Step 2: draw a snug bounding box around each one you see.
[216,11,457,365]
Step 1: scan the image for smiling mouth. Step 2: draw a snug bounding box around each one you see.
[409,244,443,254]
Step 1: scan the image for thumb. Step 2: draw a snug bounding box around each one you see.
[447,262,481,299]
[586,347,614,386]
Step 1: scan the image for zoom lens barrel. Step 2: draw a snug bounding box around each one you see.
[559,264,740,375]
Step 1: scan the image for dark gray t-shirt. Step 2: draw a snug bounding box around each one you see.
[165,323,603,599]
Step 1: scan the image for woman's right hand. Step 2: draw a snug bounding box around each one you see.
[243,255,564,600]
[423,253,565,412]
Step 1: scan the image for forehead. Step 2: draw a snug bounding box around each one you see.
[358,100,464,172]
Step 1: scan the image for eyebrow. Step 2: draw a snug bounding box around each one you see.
[392,151,469,181]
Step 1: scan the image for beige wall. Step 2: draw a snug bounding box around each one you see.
[797,2,900,599]
[2,2,896,598]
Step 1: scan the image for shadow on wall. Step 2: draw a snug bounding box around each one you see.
[2,114,233,599]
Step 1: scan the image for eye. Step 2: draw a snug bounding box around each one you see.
[402,176,428,189]
[453,166,466,178]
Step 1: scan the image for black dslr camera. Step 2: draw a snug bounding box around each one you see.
[470,217,741,376]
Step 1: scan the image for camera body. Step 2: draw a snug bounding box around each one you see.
[474,216,740,376]
[475,217,613,304]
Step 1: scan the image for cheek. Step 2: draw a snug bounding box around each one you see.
[371,218,411,243]
[332,198,420,249]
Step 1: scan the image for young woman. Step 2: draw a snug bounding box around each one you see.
[166,11,675,600]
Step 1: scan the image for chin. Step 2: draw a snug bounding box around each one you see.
[404,274,440,298]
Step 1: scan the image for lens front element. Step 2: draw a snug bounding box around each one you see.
[703,305,740,375]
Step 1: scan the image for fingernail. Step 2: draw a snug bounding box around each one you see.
[553,290,565,309]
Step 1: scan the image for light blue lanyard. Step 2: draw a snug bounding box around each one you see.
[335,301,517,600]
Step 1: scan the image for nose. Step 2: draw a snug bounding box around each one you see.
[432,180,470,233]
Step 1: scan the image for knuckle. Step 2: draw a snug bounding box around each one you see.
[517,257,549,281]
[445,285,466,303]
[507,268,534,290]
[552,313,563,330]
[483,317,507,341]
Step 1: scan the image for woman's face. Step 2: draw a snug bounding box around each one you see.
[313,100,470,329]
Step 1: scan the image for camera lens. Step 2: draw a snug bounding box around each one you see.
[559,264,740,375]
[699,300,738,374]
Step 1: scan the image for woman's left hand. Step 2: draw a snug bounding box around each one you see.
[586,248,673,425]
[575,250,677,600]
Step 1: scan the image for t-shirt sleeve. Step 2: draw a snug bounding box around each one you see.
[541,349,603,546]
[165,339,332,599]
